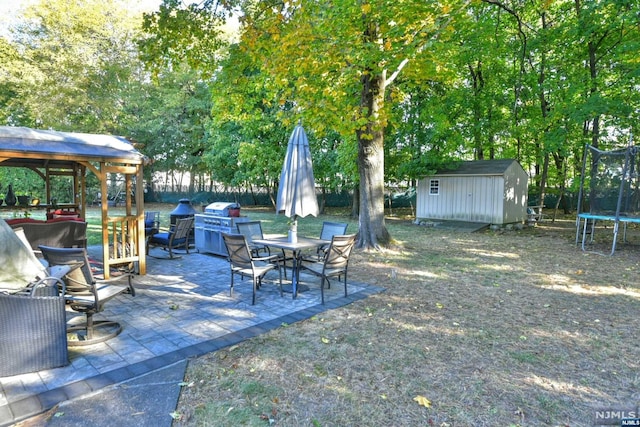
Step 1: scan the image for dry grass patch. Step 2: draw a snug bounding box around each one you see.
[173,216,640,426]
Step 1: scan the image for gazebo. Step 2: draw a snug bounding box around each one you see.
[0,126,149,276]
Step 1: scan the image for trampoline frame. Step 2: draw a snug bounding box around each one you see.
[575,142,640,255]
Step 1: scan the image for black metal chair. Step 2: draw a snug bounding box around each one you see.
[147,217,194,259]
[305,221,349,261]
[222,233,282,305]
[237,221,289,278]
[39,245,135,346]
[320,221,349,240]
[299,234,357,304]
[236,221,270,257]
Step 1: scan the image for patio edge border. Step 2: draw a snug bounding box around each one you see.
[1,284,384,426]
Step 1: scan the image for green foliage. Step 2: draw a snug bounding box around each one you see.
[138,0,232,78]
[2,0,145,132]
[1,0,639,221]
[205,41,290,188]
[0,166,79,205]
[123,63,213,191]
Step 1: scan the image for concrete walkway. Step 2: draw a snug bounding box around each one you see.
[0,246,382,426]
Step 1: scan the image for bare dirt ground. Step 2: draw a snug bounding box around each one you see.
[172,213,640,426]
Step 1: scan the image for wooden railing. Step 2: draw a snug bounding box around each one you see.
[103,215,141,277]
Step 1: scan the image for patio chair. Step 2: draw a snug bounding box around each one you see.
[299,233,357,304]
[147,216,194,259]
[236,221,270,256]
[144,210,160,237]
[38,245,135,346]
[222,232,283,305]
[237,221,289,278]
[0,282,69,375]
[305,221,349,261]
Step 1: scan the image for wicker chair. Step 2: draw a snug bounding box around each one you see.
[0,285,69,375]
[0,222,70,375]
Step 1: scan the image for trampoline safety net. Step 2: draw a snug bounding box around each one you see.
[576,143,640,255]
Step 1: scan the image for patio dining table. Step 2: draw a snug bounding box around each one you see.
[253,235,329,299]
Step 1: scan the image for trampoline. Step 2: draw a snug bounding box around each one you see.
[575,141,640,255]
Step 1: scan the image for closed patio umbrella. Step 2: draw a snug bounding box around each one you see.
[276,123,319,241]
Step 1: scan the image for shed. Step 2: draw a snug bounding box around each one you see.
[416,159,528,225]
[0,126,148,276]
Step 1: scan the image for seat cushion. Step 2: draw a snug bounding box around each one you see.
[150,233,186,246]
[149,232,170,244]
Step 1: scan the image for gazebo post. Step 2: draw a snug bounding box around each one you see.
[136,165,146,275]
[100,164,110,277]
[78,164,87,220]
[100,164,145,278]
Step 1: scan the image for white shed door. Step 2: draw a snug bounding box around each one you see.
[446,176,499,222]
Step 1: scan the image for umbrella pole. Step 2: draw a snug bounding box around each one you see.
[288,216,298,243]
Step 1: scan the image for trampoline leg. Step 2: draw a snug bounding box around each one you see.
[589,220,596,243]
[575,217,582,245]
[610,221,619,256]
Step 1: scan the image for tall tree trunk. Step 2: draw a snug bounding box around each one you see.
[356,71,390,249]
[539,153,549,210]
[580,0,601,210]
[535,11,551,210]
[351,185,359,219]
[188,168,196,194]
[469,61,484,160]
[553,152,569,217]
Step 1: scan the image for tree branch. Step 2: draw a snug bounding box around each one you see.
[386,0,473,86]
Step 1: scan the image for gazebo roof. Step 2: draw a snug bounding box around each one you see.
[0,126,149,276]
[0,126,147,167]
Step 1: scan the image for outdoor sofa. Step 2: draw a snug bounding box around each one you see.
[7,217,87,253]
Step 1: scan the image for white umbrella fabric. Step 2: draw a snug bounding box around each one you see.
[276,123,319,241]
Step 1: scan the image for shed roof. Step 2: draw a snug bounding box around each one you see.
[0,126,147,167]
[434,159,521,177]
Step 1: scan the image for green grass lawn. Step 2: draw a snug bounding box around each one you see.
[79,203,361,246]
[7,203,639,425]
[171,211,640,426]
[1,202,360,246]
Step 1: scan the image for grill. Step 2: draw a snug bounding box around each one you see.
[195,202,248,256]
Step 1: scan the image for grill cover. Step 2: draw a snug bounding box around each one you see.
[204,202,240,217]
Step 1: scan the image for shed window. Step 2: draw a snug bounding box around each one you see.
[429,179,440,195]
